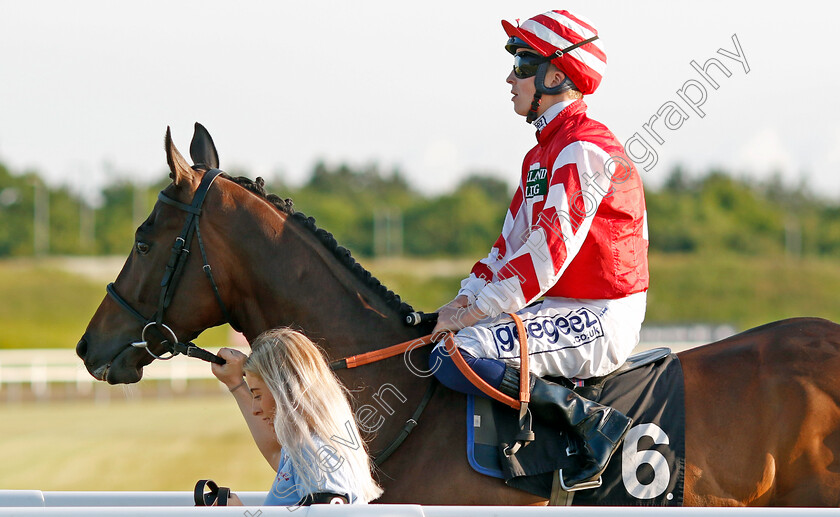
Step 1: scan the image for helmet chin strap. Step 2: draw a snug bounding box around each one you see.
[527,62,577,124]
[526,92,542,124]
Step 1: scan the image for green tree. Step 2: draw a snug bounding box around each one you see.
[0,164,35,256]
[95,182,135,254]
[289,161,423,256]
[404,176,508,256]
[47,186,85,254]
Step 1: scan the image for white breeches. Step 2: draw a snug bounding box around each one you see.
[451,292,647,379]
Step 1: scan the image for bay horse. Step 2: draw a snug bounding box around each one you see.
[77,125,840,506]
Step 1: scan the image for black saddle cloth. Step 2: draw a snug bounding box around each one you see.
[468,348,685,506]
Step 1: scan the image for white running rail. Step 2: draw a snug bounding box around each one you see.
[0,349,223,399]
[0,491,837,515]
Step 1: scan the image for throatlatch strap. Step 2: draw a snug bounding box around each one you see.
[195,221,233,325]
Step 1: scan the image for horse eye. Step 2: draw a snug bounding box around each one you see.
[136,242,151,255]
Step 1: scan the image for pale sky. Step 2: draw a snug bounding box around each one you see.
[1,1,838,200]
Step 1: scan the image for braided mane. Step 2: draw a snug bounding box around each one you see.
[221,174,415,317]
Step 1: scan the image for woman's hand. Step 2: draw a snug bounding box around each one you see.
[212,493,243,506]
[211,348,248,389]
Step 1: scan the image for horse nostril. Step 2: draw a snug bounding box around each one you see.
[76,337,88,360]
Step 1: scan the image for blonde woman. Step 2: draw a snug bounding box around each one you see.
[210,327,382,506]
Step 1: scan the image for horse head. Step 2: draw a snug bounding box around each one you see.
[77,123,246,383]
[78,123,420,384]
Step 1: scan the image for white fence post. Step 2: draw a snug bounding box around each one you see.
[0,349,226,401]
[75,366,93,396]
[31,361,49,399]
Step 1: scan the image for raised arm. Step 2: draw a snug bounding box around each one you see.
[211,348,283,471]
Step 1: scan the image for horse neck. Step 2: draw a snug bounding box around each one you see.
[224,199,426,354]
[221,199,436,453]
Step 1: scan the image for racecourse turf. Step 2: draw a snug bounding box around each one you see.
[0,394,273,491]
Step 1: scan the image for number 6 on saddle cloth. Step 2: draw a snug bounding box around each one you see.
[333,311,685,503]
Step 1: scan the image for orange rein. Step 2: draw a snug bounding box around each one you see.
[331,334,437,370]
[331,313,530,411]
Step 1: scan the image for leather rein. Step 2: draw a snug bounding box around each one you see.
[329,315,531,465]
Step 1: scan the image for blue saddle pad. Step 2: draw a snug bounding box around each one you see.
[466,348,685,506]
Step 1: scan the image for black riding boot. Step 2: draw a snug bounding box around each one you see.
[500,366,632,489]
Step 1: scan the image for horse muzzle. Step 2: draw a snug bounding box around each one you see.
[77,334,147,384]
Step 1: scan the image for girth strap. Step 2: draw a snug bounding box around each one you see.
[443,314,535,455]
[327,333,439,467]
[373,379,438,466]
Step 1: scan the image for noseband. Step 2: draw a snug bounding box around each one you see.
[106,168,231,365]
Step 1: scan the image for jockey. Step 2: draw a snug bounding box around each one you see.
[430,9,649,490]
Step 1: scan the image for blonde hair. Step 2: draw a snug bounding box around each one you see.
[244,328,382,502]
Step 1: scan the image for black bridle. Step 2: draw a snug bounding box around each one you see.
[106,168,230,366]
[105,167,434,465]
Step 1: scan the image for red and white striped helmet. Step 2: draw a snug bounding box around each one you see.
[502,10,606,95]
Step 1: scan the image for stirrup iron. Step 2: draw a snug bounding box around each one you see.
[558,471,603,492]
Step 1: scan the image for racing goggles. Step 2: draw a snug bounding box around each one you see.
[512,52,554,79]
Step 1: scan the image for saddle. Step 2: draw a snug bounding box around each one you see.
[545,346,673,398]
[467,347,686,506]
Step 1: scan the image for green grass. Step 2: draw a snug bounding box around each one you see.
[0,258,230,350]
[0,261,104,349]
[355,256,473,312]
[1,253,839,352]
[646,253,840,329]
[0,395,273,491]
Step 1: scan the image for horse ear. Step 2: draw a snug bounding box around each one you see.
[165,126,197,187]
[189,122,220,170]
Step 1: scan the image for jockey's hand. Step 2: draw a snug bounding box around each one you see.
[436,294,469,312]
[211,347,248,389]
[432,301,487,341]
